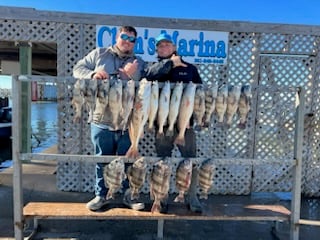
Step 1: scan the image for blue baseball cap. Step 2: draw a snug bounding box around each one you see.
[155,33,173,46]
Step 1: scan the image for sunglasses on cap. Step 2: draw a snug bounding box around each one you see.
[120,33,136,43]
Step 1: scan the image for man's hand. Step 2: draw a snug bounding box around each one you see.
[119,59,138,79]
[171,54,187,68]
[92,70,109,80]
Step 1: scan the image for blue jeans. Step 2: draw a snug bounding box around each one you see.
[91,123,131,197]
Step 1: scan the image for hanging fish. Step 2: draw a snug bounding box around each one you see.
[107,78,123,130]
[104,157,126,200]
[150,160,171,213]
[174,158,193,203]
[238,84,252,129]
[175,81,197,146]
[94,79,110,122]
[215,84,228,125]
[166,81,183,137]
[148,80,159,132]
[193,85,206,131]
[126,157,147,200]
[71,78,86,123]
[225,85,241,127]
[198,159,215,200]
[157,81,171,139]
[120,79,135,132]
[84,79,98,123]
[126,79,151,159]
[203,82,218,128]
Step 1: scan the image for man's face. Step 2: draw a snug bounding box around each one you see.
[156,41,175,58]
[116,31,136,54]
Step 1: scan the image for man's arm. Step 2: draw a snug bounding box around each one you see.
[73,49,99,79]
[144,59,173,80]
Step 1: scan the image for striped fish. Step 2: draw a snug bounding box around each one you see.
[174,158,193,203]
[198,159,215,200]
[126,157,147,200]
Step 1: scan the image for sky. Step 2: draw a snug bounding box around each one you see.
[0,0,320,26]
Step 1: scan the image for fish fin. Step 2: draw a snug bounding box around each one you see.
[126,146,139,159]
[156,131,165,139]
[199,192,208,200]
[106,190,114,200]
[173,192,185,203]
[237,122,246,129]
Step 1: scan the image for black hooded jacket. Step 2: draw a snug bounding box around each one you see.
[145,57,202,84]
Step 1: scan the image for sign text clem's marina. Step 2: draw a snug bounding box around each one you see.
[97,26,228,64]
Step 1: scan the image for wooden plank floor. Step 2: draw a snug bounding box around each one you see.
[23,202,291,221]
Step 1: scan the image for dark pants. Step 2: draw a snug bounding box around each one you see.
[155,126,196,158]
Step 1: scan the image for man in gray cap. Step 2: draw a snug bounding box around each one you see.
[145,32,203,213]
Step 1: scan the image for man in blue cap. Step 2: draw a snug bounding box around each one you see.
[145,32,203,213]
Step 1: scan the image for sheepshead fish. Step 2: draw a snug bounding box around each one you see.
[166,81,183,137]
[215,84,228,124]
[238,84,252,129]
[108,78,123,130]
[84,79,98,123]
[193,85,206,131]
[94,79,110,122]
[203,82,218,128]
[157,81,171,139]
[148,80,159,132]
[198,159,215,200]
[121,79,135,131]
[126,78,151,159]
[150,160,172,213]
[71,79,86,123]
[174,158,193,203]
[126,157,147,200]
[103,157,126,200]
[175,81,197,146]
[226,85,241,127]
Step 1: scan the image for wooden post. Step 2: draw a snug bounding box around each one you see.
[18,41,32,153]
[290,87,305,240]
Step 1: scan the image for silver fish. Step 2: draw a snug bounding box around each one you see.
[121,79,135,131]
[148,80,159,132]
[174,158,193,203]
[108,78,123,130]
[94,79,110,122]
[215,84,228,124]
[166,81,183,137]
[198,159,215,200]
[126,78,151,159]
[84,79,98,123]
[175,81,196,146]
[226,85,241,127]
[150,160,172,213]
[103,157,126,200]
[238,84,252,129]
[193,85,206,131]
[71,79,86,123]
[157,81,171,139]
[126,157,147,200]
[203,82,218,128]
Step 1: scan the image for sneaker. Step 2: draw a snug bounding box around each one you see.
[123,189,145,211]
[86,196,109,211]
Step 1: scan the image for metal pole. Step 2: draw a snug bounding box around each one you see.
[290,87,305,240]
[12,75,24,240]
[157,219,164,239]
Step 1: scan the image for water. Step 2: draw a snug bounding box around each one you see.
[31,102,58,153]
[0,101,58,165]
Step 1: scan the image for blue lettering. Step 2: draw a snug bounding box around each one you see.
[147,38,156,55]
[172,31,179,45]
[216,41,226,58]
[97,26,117,47]
[188,39,197,56]
[144,29,148,39]
[177,39,189,55]
[134,37,144,54]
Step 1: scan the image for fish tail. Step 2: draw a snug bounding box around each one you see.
[199,192,208,200]
[173,192,185,203]
[165,129,174,137]
[106,190,114,200]
[174,135,185,146]
[151,201,161,213]
[126,146,139,159]
[237,122,246,129]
